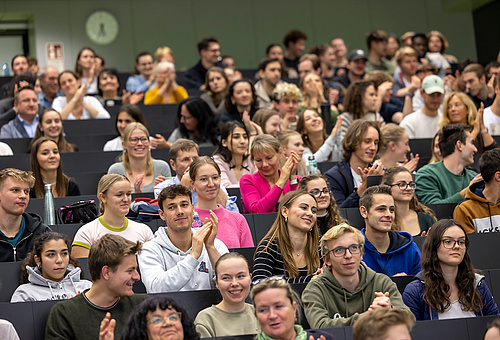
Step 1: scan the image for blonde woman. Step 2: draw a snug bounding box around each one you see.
[144,61,188,104]
[439,92,498,155]
[107,123,171,193]
[71,174,153,258]
[378,123,419,172]
[278,130,307,178]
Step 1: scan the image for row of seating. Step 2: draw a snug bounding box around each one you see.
[2,223,500,304]
[0,278,497,340]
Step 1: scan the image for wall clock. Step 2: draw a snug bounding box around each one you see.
[85,10,119,45]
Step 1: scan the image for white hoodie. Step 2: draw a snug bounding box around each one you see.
[10,265,92,303]
[138,227,229,293]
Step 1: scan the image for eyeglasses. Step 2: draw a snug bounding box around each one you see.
[180,114,194,121]
[148,312,182,326]
[390,181,416,191]
[442,239,466,249]
[252,275,285,286]
[195,175,220,184]
[329,244,363,257]
[129,137,149,145]
[309,188,330,197]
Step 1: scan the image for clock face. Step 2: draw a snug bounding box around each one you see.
[85,11,119,45]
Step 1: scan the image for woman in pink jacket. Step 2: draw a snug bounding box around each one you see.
[240,134,300,213]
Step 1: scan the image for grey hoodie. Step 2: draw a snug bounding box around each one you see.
[10,264,92,302]
[137,226,229,293]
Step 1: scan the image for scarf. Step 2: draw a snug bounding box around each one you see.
[257,325,307,340]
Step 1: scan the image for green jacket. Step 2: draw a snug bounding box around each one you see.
[302,262,411,329]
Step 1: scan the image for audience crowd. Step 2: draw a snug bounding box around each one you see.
[1,28,500,340]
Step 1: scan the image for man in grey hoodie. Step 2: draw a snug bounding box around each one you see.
[138,184,228,293]
[302,223,412,329]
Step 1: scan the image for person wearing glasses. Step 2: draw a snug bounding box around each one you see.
[138,185,228,293]
[167,97,219,147]
[252,190,320,284]
[402,219,498,320]
[111,296,200,340]
[251,276,334,340]
[108,123,171,193]
[302,223,411,329]
[381,167,436,236]
[359,185,421,276]
[298,174,346,237]
[190,157,253,249]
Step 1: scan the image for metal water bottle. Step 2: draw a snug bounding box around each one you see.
[44,184,55,225]
[2,63,9,76]
[307,155,319,175]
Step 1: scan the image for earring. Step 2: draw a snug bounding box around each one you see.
[285,216,288,223]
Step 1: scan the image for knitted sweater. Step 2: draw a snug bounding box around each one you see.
[45,291,147,340]
[415,161,477,204]
[194,204,254,248]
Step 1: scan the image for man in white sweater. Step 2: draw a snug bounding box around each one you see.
[138,184,228,293]
[399,75,444,139]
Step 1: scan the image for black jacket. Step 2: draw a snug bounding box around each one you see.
[0,212,51,262]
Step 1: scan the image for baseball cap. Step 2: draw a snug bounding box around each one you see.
[348,49,367,62]
[422,75,444,94]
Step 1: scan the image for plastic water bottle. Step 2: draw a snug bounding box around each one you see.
[44,184,55,225]
[307,155,319,175]
[191,212,203,232]
[2,63,9,76]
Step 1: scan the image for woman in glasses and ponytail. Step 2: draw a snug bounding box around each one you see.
[402,219,498,320]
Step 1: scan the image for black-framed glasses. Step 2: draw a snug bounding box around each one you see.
[148,312,182,326]
[252,275,285,286]
[129,137,149,145]
[329,244,363,257]
[390,181,416,191]
[309,188,330,197]
[442,239,466,249]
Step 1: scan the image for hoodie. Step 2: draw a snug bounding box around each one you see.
[402,272,499,320]
[10,264,92,302]
[302,262,412,329]
[361,229,421,276]
[454,180,500,233]
[0,212,51,262]
[137,227,229,293]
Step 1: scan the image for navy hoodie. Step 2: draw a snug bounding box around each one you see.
[361,229,421,276]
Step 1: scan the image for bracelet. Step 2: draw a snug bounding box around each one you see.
[289,178,298,185]
[481,129,488,134]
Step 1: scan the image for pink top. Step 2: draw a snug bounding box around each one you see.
[239,171,301,213]
[194,204,254,249]
[213,154,257,188]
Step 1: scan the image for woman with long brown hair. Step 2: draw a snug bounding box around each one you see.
[30,137,80,198]
[32,108,77,152]
[381,167,435,236]
[402,219,498,320]
[298,174,345,237]
[252,190,321,284]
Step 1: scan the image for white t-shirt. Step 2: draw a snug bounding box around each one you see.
[72,217,153,249]
[484,106,500,136]
[437,300,476,320]
[52,96,110,120]
[399,109,441,139]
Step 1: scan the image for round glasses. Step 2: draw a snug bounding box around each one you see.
[148,312,182,327]
[390,181,416,191]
